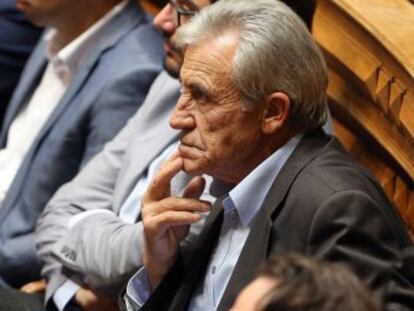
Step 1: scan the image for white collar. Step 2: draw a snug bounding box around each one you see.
[44,0,128,83]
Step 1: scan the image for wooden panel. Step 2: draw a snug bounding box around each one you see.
[400,92,414,139]
[314,0,414,238]
[141,0,164,16]
[332,0,414,79]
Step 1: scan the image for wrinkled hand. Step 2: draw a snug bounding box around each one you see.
[75,287,118,311]
[20,279,46,293]
[142,154,211,290]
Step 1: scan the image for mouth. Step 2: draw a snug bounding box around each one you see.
[164,40,181,56]
[178,141,203,158]
[164,43,175,56]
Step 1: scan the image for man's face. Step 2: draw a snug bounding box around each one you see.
[230,276,277,311]
[153,0,211,78]
[16,0,73,26]
[170,33,267,183]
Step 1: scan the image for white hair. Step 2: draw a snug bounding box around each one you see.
[177,0,328,132]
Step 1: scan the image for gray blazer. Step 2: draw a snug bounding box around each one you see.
[36,71,183,301]
[0,0,164,288]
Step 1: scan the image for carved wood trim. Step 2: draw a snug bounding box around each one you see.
[313,0,414,238]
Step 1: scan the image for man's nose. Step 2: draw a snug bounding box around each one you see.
[170,99,196,130]
[153,3,177,34]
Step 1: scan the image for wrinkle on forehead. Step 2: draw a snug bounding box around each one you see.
[180,32,240,95]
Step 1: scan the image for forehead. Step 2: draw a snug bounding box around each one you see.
[235,277,278,310]
[180,33,239,83]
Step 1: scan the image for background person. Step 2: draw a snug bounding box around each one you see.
[0,0,164,289]
[232,253,382,311]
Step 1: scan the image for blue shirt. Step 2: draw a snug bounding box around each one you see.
[125,135,302,310]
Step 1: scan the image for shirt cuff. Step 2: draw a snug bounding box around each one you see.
[124,267,151,309]
[53,279,81,311]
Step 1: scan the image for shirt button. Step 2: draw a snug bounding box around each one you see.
[212,266,216,274]
[232,211,237,221]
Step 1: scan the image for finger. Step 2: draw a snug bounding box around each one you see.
[164,150,180,162]
[145,156,183,202]
[142,197,211,217]
[20,280,46,293]
[144,211,202,238]
[182,176,206,199]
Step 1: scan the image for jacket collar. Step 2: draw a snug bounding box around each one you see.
[217,129,331,310]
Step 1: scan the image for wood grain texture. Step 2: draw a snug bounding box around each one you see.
[314,0,414,238]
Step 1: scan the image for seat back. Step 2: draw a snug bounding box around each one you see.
[313,0,414,239]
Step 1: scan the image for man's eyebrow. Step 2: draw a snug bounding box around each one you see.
[180,78,210,95]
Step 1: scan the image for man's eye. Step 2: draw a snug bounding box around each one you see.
[175,0,198,13]
[192,89,208,102]
[179,4,192,12]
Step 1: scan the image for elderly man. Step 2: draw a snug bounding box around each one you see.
[123,0,414,310]
[30,1,319,311]
[0,0,164,290]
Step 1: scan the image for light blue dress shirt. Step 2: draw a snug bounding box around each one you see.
[125,134,302,310]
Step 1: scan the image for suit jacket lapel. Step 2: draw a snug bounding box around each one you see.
[0,40,47,146]
[29,0,145,155]
[217,207,272,311]
[0,1,146,214]
[112,72,181,212]
[218,130,330,310]
[113,126,179,215]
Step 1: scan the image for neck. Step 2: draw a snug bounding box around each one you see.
[222,128,298,185]
[53,0,122,50]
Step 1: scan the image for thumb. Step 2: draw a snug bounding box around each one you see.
[182,176,206,199]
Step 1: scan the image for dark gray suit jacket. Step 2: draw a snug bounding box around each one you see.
[138,130,414,311]
[0,0,164,288]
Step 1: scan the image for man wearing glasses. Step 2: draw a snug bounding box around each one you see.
[10,1,317,311]
[32,1,215,311]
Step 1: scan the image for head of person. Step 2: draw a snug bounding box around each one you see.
[153,0,219,78]
[170,0,328,183]
[153,0,316,79]
[231,253,382,311]
[16,0,122,28]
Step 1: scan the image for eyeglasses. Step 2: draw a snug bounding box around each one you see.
[169,0,198,25]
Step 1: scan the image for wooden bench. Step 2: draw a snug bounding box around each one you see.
[313,0,414,239]
[141,0,166,16]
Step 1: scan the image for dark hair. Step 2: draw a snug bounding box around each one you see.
[258,253,382,311]
[213,0,315,30]
[280,0,316,30]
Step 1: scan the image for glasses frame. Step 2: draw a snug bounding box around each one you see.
[169,0,198,25]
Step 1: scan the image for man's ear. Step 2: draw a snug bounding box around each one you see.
[261,92,291,134]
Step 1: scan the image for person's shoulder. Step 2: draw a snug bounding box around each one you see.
[282,134,388,214]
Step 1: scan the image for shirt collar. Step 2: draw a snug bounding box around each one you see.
[216,134,302,227]
[44,0,128,84]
